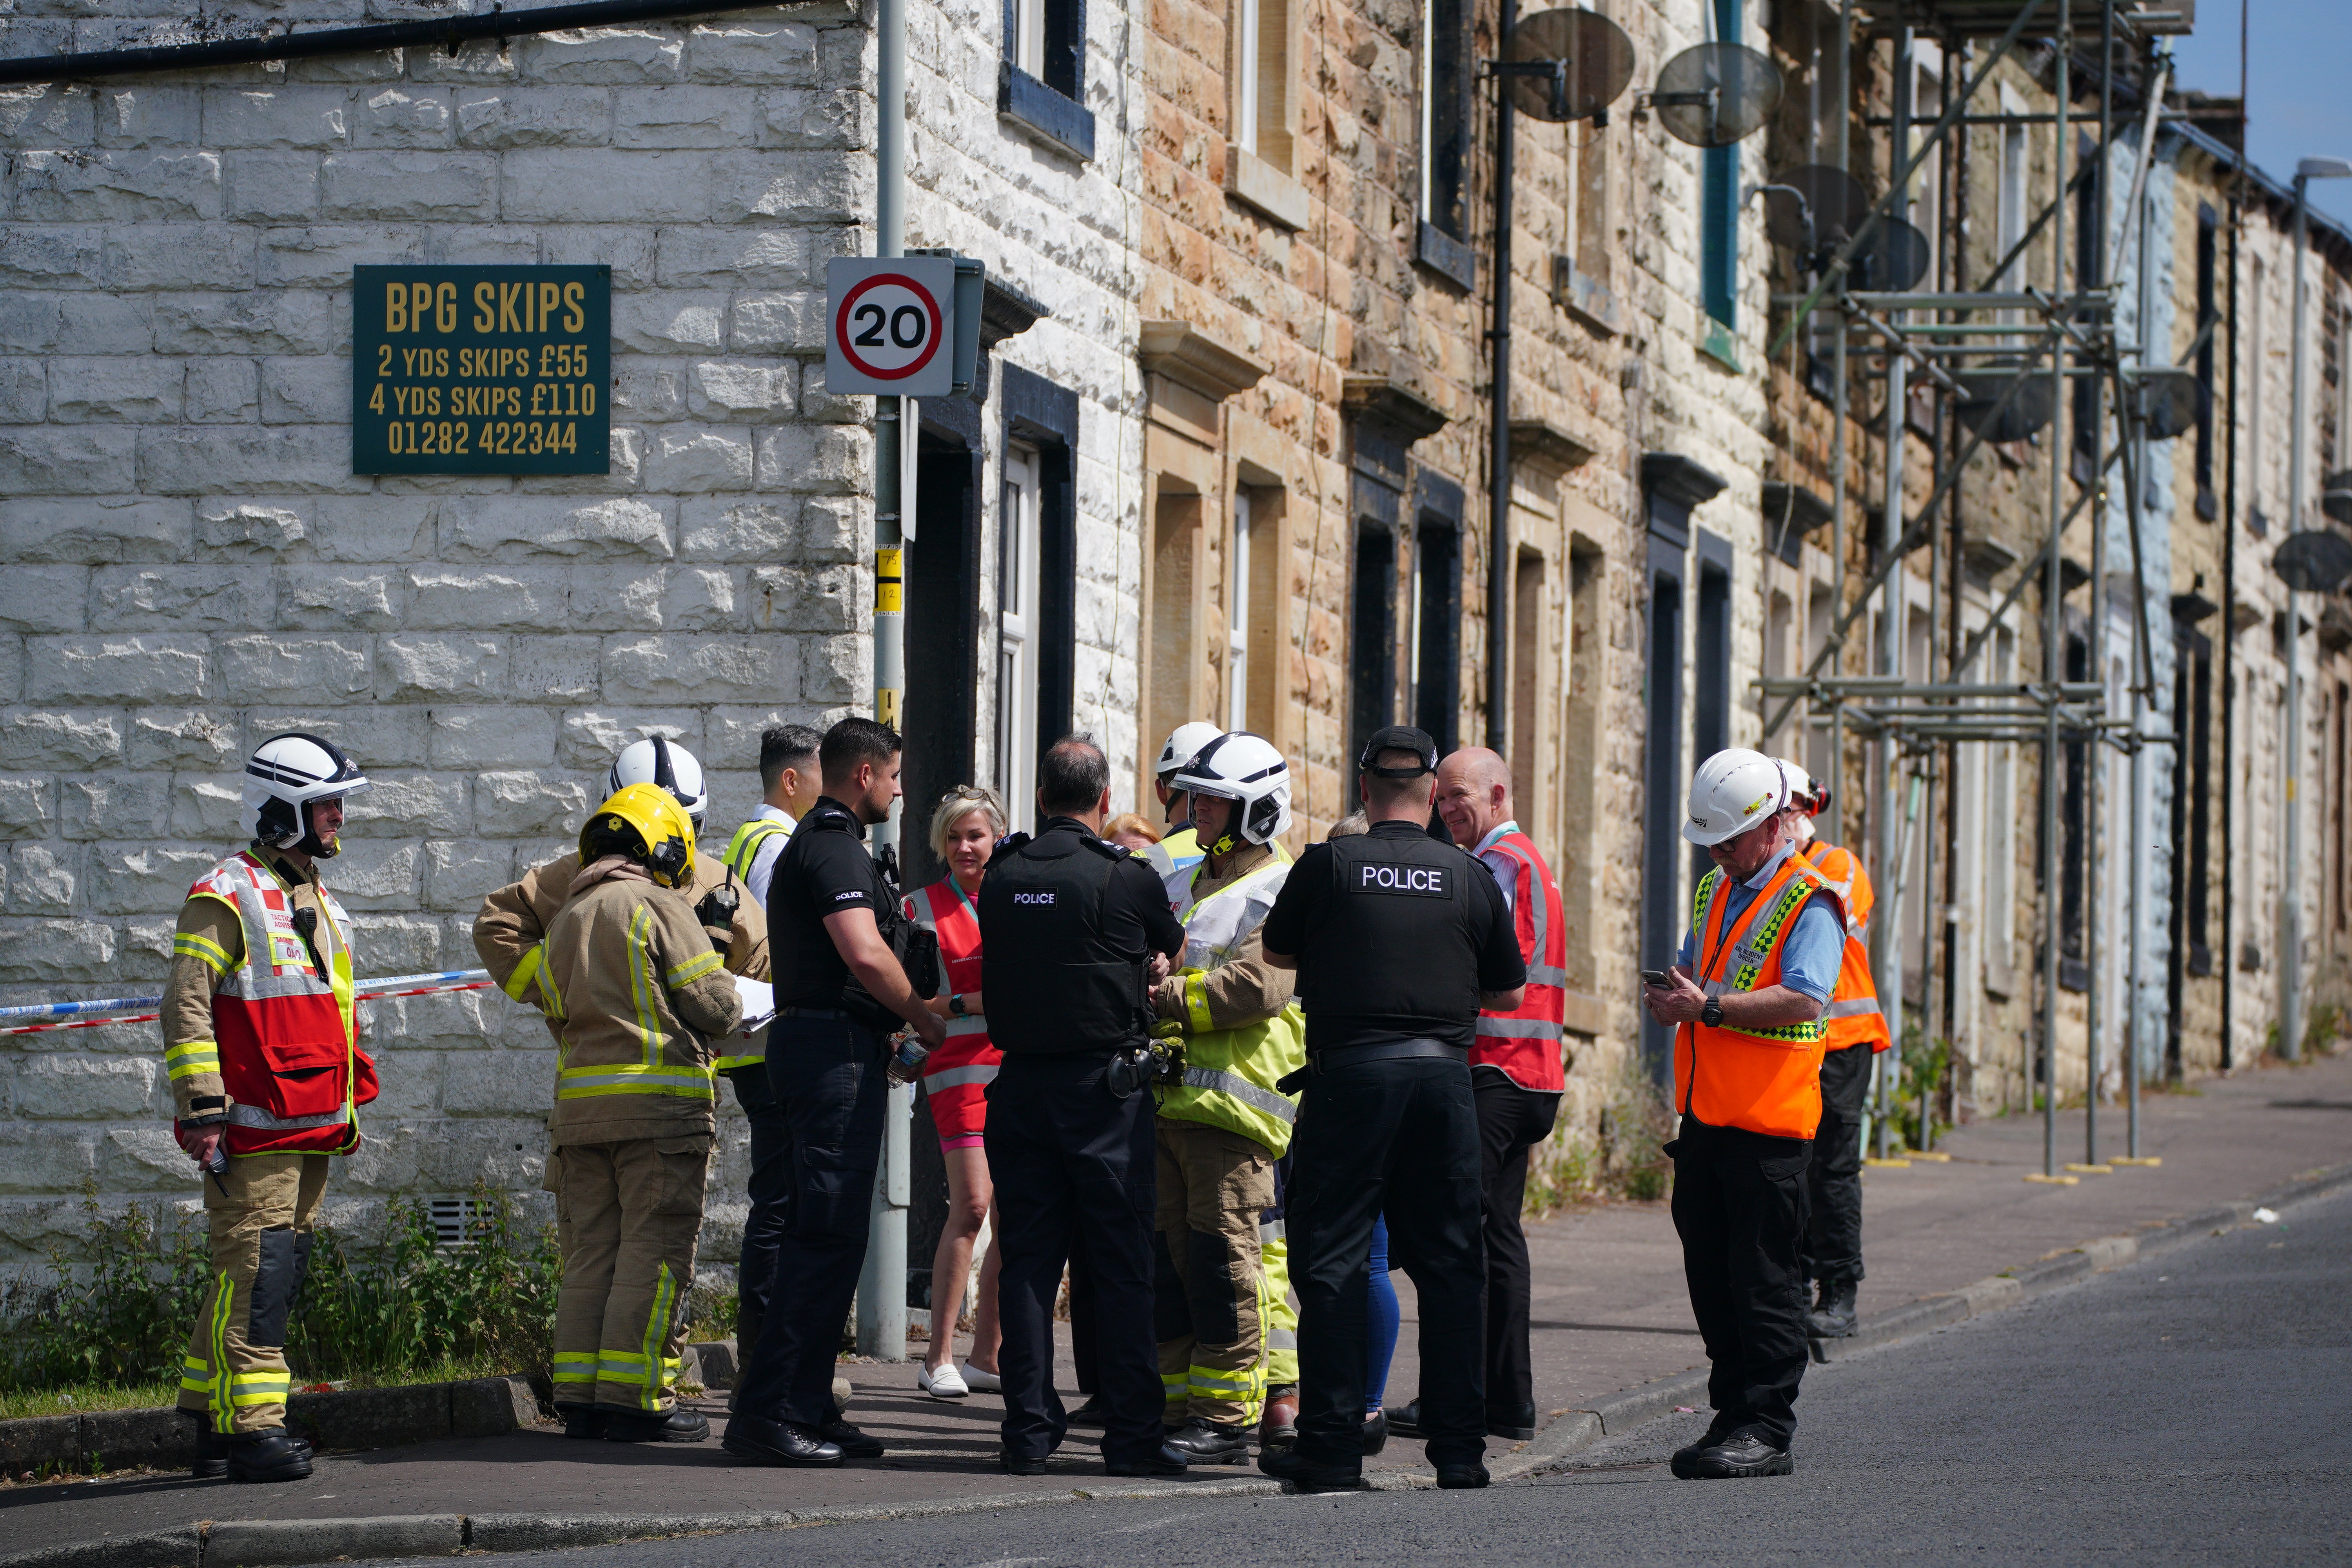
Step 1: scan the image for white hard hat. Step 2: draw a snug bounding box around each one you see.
[1171,731,1292,847]
[1779,757,1829,815]
[1682,748,1791,847]
[1156,721,1224,780]
[611,735,708,831]
[243,731,370,856]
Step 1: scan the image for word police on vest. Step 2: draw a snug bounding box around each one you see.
[833,889,867,903]
[1012,891,1057,906]
[1359,863,1451,896]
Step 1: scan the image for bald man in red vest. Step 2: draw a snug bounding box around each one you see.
[1387,746,1568,1443]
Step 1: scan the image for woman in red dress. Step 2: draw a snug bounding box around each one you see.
[907,785,1008,1400]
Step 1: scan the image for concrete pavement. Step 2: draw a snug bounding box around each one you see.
[2,1049,2346,1561]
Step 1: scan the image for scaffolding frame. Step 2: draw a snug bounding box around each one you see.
[1757,0,2195,1180]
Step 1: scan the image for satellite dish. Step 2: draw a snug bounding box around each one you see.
[1502,8,1637,123]
[1650,42,1781,147]
[2274,529,2352,595]
[2129,367,2202,441]
[1762,164,1871,254]
[1952,365,2054,443]
[1847,216,1931,291]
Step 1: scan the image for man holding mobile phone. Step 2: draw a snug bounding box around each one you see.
[1641,748,1845,1482]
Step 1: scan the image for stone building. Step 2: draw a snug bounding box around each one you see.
[0,8,876,1263]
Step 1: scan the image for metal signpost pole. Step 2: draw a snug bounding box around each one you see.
[857,0,911,1361]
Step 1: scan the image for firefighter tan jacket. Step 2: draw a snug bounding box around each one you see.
[541,858,744,1147]
[162,848,351,1123]
[475,848,769,1036]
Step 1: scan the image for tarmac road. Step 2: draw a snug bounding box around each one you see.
[355,1181,2352,1568]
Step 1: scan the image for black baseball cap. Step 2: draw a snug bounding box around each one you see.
[1357,726,1439,778]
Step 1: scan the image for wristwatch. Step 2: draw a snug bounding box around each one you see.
[1700,996,1724,1028]
[948,993,967,1018]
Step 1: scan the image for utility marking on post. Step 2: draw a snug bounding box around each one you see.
[875,548,903,613]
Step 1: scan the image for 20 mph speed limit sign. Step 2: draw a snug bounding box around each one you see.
[826,257,958,397]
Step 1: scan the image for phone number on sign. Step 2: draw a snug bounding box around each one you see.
[381,419,581,456]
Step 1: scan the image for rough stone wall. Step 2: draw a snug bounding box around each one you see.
[0,7,872,1263]
[906,0,1145,796]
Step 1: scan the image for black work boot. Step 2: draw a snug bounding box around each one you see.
[1065,1394,1107,1428]
[226,1430,314,1484]
[1806,1278,1859,1339]
[1360,1409,1390,1457]
[1258,1446,1363,1492]
[602,1405,711,1443]
[1688,1428,1793,1479]
[1670,1417,1737,1479]
[1387,1398,1423,1437]
[817,1414,885,1458]
[1164,1417,1251,1463]
[189,1425,230,1480]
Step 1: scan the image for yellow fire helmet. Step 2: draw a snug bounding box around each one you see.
[579,782,697,888]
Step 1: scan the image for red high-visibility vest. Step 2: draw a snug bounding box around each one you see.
[905,878,1000,1129]
[1471,829,1567,1093]
[1802,838,1892,1054]
[178,851,376,1156]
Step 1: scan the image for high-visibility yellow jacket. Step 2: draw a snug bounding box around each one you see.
[1151,842,1306,1156]
[540,858,743,1147]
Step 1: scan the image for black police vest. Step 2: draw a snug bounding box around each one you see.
[1301,828,1488,1051]
[978,826,1152,1053]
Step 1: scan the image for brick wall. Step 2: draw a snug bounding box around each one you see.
[0,7,873,1263]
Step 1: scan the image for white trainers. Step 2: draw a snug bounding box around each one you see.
[958,1362,1004,1394]
[918,1362,970,1400]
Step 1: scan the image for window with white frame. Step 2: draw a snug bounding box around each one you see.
[997,445,1042,829]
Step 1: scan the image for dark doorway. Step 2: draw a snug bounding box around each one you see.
[1350,524,1398,765]
[903,414,983,895]
[1413,517,1461,753]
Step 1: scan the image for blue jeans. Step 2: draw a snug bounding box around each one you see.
[729,1013,887,1430]
[1366,1212,1399,1412]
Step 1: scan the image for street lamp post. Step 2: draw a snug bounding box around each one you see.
[2279,158,2352,1065]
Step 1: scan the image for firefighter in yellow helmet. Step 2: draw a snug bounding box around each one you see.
[541,784,743,1442]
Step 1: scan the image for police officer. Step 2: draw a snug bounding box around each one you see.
[979,735,1191,1478]
[1254,726,1527,1492]
[724,717,947,1469]
[1642,749,1846,1481]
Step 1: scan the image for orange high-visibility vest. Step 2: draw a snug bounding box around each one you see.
[1802,838,1892,1054]
[1471,829,1567,1092]
[1674,853,1842,1140]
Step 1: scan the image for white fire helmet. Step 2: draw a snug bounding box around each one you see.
[1682,748,1792,848]
[610,735,708,832]
[243,732,370,857]
[1170,731,1292,848]
[1779,758,1830,818]
[1156,721,1225,781]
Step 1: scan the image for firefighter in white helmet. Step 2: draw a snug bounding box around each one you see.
[1143,721,1224,882]
[164,733,377,1483]
[1776,760,1889,1340]
[1147,731,1308,1461]
[1642,748,1846,1479]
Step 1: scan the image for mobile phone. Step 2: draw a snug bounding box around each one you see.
[1639,969,1671,989]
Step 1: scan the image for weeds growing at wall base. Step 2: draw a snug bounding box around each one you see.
[0,1182,559,1407]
